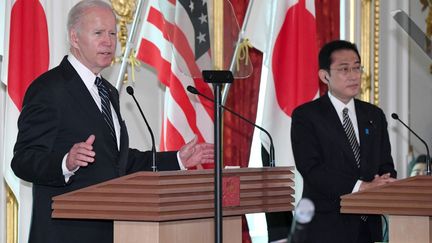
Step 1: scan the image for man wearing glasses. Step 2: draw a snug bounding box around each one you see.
[291,40,397,243]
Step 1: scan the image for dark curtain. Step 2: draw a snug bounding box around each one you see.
[222,47,262,169]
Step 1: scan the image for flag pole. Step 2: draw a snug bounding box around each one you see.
[115,0,145,91]
[221,0,255,106]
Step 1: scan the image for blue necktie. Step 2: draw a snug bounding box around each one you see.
[95,77,117,145]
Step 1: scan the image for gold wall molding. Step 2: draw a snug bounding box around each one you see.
[6,184,18,243]
[419,0,431,73]
[373,0,380,106]
[359,0,380,106]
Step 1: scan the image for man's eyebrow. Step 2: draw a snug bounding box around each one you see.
[334,60,361,66]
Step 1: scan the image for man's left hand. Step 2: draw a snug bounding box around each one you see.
[359,173,397,191]
[179,136,214,169]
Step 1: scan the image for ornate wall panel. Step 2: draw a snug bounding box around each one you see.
[359,0,380,106]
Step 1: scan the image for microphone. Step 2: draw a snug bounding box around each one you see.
[126,86,157,172]
[186,85,276,167]
[391,113,431,176]
[288,198,315,243]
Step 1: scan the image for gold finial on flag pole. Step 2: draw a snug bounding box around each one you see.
[111,0,144,88]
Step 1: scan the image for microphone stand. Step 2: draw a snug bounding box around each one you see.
[392,113,431,176]
[126,86,157,172]
[187,86,275,167]
[214,83,223,243]
[202,70,233,243]
[216,103,275,166]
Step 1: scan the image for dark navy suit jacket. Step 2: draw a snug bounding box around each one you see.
[291,93,396,243]
[12,56,179,243]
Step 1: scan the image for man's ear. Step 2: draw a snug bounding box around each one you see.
[318,69,330,84]
[69,29,79,49]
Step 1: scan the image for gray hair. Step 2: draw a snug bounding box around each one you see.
[67,0,115,33]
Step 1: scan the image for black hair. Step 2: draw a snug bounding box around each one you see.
[318,40,361,71]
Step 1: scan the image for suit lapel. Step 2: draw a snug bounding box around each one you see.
[101,78,128,173]
[59,57,103,126]
[102,81,129,176]
[59,57,119,153]
[320,94,359,170]
[355,100,373,170]
[321,94,362,169]
[103,77,122,121]
[117,120,129,176]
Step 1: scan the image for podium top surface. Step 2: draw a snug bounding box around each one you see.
[52,167,295,222]
[341,175,432,216]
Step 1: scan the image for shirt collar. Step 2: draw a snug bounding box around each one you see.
[328,91,355,116]
[68,54,100,90]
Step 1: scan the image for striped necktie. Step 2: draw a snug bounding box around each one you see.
[95,77,117,145]
[343,108,367,221]
[342,108,360,168]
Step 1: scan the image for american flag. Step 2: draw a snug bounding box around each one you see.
[136,0,214,151]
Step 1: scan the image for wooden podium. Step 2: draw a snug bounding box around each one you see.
[341,175,432,243]
[52,167,294,243]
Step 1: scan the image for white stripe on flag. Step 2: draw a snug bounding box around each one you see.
[136,0,214,151]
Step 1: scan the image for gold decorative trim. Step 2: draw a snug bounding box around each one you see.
[419,0,431,73]
[111,0,137,83]
[360,0,371,104]
[111,0,136,54]
[349,0,356,42]
[213,0,224,69]
[360,0,380,106]
[373,0,380,106]
[6,184,18,243]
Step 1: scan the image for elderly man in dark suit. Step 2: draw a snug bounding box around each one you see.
[11,1,213,243]
[291,40,397,243]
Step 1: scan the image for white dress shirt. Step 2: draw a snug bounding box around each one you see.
[328,91,362,192]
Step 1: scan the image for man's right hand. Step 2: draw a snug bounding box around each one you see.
[66,135,96,171]
[359,173,397,191]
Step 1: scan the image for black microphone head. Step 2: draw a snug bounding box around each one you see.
[126,86,134,95]
[186,85,199,94]
[391,113,399,120]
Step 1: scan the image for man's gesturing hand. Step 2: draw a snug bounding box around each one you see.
[179,136,214,169]
[66,135,96,171]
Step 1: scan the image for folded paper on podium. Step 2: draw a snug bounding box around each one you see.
[341,175,432,243]
[52,167,294,243]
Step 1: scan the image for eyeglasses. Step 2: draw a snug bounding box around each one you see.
[329,66,364,75]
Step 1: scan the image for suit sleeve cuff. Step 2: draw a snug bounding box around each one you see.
[176,151,186,170]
